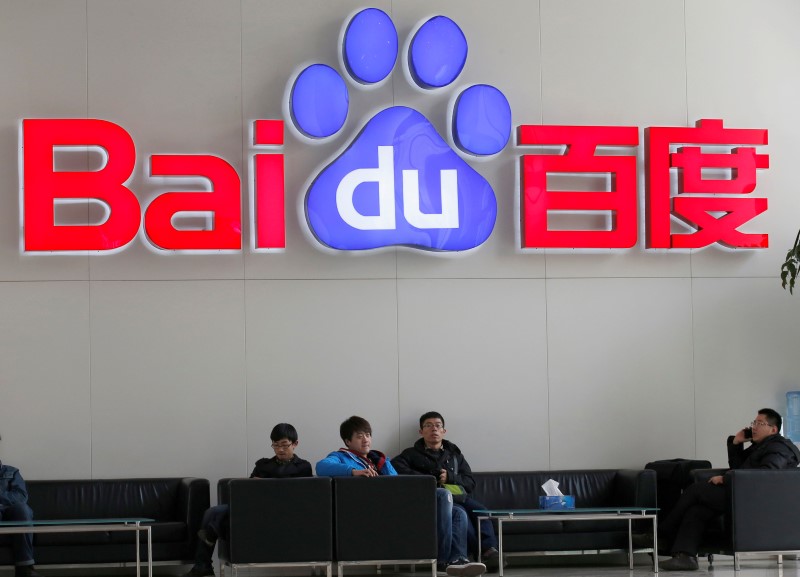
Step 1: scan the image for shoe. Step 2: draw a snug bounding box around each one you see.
[660,553,699,571]
[15,567,43,577]
[446,560,486,577]
[482,547,500,570]
[197,527,217,547]
[182,565,215,577]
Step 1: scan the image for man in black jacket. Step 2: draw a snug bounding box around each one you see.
[393,412,499,568]
[183,423,313,577]
[659,408,800,571]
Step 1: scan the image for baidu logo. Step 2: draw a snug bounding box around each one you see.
[289,9,511,252]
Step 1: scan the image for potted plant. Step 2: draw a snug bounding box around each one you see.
[781,228,800,293]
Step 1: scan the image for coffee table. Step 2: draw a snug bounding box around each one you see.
[0,518,153,577]
[475,507,658,574]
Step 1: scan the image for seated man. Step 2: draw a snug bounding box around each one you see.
[316,415,396,477]
[0,434,43,577]
[393,412,497,572]
[183,423,312,577]
[659,408,800,571]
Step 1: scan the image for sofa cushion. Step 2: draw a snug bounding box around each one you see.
[471,470,619,509]
[27,479,181,521]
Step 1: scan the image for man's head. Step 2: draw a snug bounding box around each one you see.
[341,416,372,456]
[751,408,781,443]
[270,423,299,461]
[419,411,446,449]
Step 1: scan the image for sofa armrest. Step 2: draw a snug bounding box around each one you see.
[689,468,726,484]
[726,468,800,552]
[613,469,657,507]
[217,478,237,506]
[177,478,210,553]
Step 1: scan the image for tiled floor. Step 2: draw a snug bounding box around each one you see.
[4,556,799,577]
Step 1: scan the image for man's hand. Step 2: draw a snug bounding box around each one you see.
[352,468,377,477]
[439,469,448,484]
[708,475,724,485]
[732,429,749,445]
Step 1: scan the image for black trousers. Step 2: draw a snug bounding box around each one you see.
[660,481,726,556]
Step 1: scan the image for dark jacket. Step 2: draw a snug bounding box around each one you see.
[393,438,476,493]
[250,455,313,479]
[727,433,800,470]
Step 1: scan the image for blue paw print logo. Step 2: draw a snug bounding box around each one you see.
[290,8,511,252]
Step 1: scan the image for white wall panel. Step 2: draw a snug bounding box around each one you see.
[547,278,695,469]
[685,0,800,279]
[393,0,545,280]
[242,0,398,281]
[540,0,692,279]
[0,281,91,479]
[0,1,89,282]
[0,0,798,483]
[397,279,549,471]
[85,0,246,281]
[693,278,800,467]
[244,279,400,470]
[90,280,247,483]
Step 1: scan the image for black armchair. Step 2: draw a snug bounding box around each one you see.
[693,468,800,570]
[332,475,437,576]
[217,477,333,576]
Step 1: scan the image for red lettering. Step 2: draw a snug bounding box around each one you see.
[145,155,242,250]
[519,125,639,249]
[253,120,285,250]
[23,119,140,251]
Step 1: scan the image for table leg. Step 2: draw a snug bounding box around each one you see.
[628,519,633,569]
[653,516,659,573]
[478,517,482,564]
[147,525,153,577]
[498,519,504,577]
[135,522,141,577]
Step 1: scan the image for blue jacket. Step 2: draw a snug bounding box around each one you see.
[316,449,397,477]
[0,462,29,510]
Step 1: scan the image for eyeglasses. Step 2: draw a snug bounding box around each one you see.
[271,442,294,449]
[422,423,444,430]
[751,421,773,429]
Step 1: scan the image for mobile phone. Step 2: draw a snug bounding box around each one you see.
[743,427,752,439]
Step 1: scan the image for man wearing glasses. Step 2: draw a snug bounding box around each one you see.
[393,412,497,576]
[658,408,800,571]
[182,423,312,577]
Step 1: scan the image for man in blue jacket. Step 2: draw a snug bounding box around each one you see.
[0,435,44,577]
[316,416,397,477]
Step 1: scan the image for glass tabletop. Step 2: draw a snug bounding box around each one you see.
[474,507,658,515]
[0,518,153,526]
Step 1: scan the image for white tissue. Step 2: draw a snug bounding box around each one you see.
[542,479,563,497]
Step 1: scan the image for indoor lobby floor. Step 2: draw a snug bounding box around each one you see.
[4,556,799,577]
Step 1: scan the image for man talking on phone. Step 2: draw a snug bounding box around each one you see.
[657,408,800,571]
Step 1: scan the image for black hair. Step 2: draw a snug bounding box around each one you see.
[419,411,445,429]
[758,408,782,431]
[340,416,372,442]
[270,423,298,443]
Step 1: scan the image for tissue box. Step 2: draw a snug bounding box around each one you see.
[539,495,575,510]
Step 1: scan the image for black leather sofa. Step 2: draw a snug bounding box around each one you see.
[692,468,800,570]
[0,477,208,566]
[470,469,657,556]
